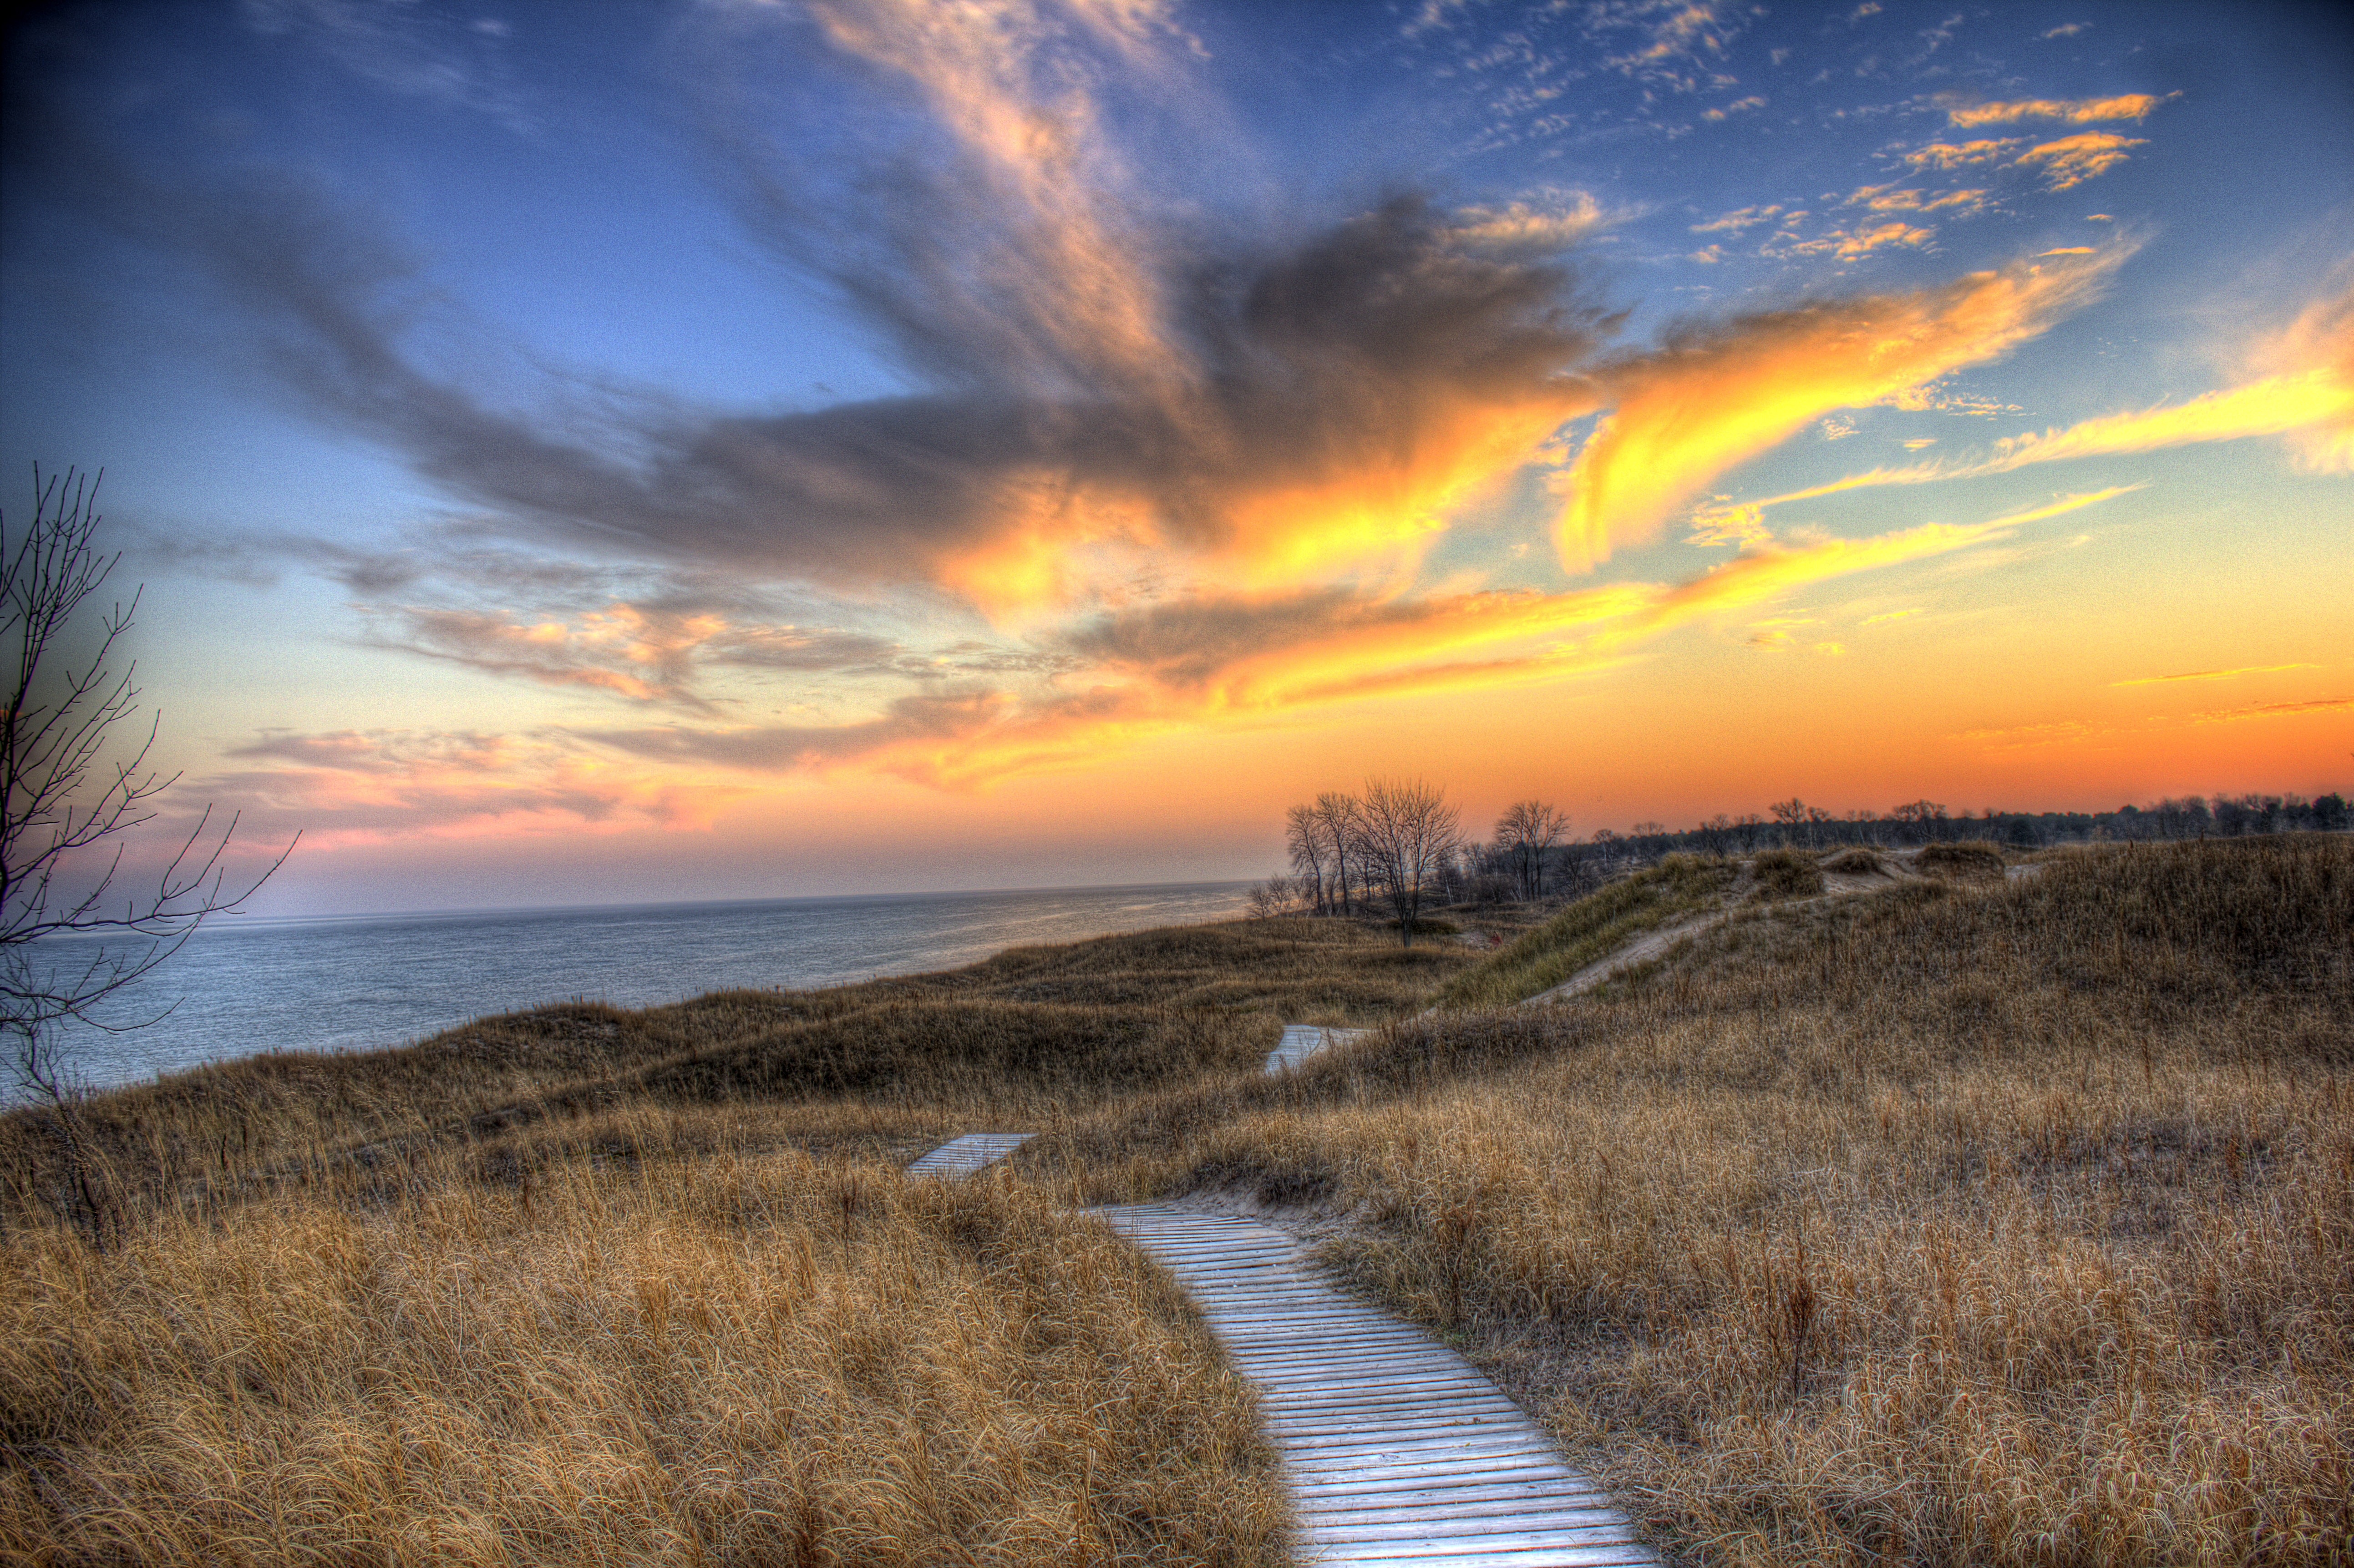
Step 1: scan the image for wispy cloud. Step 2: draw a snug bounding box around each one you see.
[240,0,531,128]
[1943,93,2170,127]
[2187,695,2354,724]
[1902,138,2019,171]
[19,0,2244,802]
[2014,131,2146,191]
[1735,280,2354,507]
[2111,664,2318,687]
[1552,243,2131,566]
[209,728,749,842]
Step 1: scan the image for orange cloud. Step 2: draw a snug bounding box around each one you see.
[568,489,2126,791]
[1741,282,2354,505]
[212,729,751,845]
[2014,131,2145,191]
[1844,184,1993,217]
[1902,139,2018,170]
[1552,244,2130,568]
[2110,663,2319,687]
[1945,93,2169,126]
[2188,696,2354,724]
[791,0,1187,400]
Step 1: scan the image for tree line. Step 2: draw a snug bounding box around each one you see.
[1254,784,2351,920]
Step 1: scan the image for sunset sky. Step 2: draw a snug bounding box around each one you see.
[4,0,2349,915]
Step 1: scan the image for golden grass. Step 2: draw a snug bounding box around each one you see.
[1917,839,2008,879]
[9,840,2349,1565]
[1042,837,2354,1565]
[1748,847,1824,899]
[1432,853,1734,1010]
[0,913,1466,1564]
[1,916,1475,1237]
[0,1146,1288,1566]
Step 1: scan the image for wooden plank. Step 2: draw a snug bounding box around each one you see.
[1290,1469,1619,1507]
[903,1132,1034,1180]
[1318,1535,1666,1563]
[1303,1497,1625,1528]
[1263,1022,1371,1074]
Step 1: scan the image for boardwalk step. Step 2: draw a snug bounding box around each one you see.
[903,1131,1034,1179]
[1265,1022,1370,1074]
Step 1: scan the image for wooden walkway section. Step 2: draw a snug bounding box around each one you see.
[900,1016,1655,1561]
[903,1131,1033,1179]
[1266,1023,1369,1074]
[1095,1203,1657,1566]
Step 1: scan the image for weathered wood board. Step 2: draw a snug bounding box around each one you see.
[902,1131,1034,1179]
[1265,1023,1370,1074]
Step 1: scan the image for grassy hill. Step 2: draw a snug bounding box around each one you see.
[5,836,2348,1565]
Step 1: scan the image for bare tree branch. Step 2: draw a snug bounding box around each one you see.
[3,468,299,1242]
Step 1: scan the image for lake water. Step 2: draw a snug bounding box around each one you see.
[38,880,1257,1090]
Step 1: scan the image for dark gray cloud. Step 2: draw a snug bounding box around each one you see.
[16,73,1609,596]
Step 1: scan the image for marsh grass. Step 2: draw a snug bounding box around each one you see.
[0,914,1463,1565]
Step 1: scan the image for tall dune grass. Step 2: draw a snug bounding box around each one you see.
[1434,853,1733,1009]
[0,1148,1288,1565]
[1044,837,2354,1565]
[7,838,2346,1564]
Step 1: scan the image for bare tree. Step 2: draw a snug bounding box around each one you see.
[1355,778,1463,947]
[1312,790,1363,916]
[1493,799,1569,901]
[1284,803,1329,914]
[4,470,295,1239]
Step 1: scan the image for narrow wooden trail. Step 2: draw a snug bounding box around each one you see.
[1264,1023,1368,1074]
[903,1131,1033,1179]
[904,1016,1658,1561]
[1093,1202,1657,1567]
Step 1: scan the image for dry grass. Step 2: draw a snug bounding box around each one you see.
[1917,840,2008,879]
[10,840,2350,1565]
[0,913,1466,1564]
[0,916,1474,1236]
[1433,854,1734,1009]
[1749,847,1825,899]
[1045,837,2354,1565]
[0,1147,1288,1565]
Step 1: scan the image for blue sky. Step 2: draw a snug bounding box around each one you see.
[4,0,2349,914]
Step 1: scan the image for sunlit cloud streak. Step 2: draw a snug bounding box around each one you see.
[1734,283,2354,513]
[571,489,2133,791]
[2110,664,2317,687]
[2015,131,2146,191]
[1552,244,2132,567]
[1943,93,2171,127]
[210,728,750,842]
[16,0,2215,807]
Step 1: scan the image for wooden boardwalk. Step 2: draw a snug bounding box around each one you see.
[903,1131,1033,1179]
[1094,1203,1657,1566]
[1265,1023,1369,1074]
[900,1017,1655,1561]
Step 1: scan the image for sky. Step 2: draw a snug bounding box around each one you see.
[3,0,2349,916]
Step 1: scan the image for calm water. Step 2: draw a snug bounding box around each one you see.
[41,881,1255,1090]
